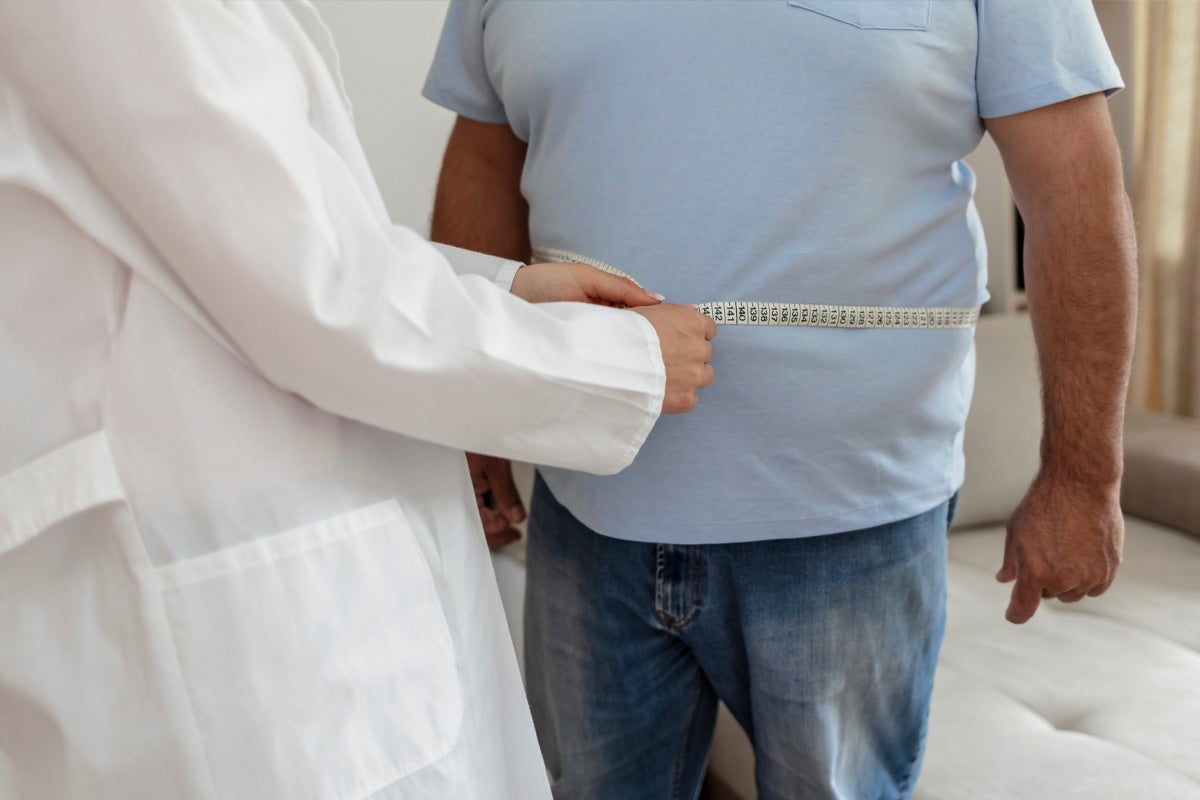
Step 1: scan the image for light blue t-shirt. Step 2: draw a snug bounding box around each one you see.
[424,0,1122,544]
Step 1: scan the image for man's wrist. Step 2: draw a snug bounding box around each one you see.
[1036,451,1123,497]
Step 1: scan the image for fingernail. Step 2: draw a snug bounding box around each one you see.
[648,292,666,302]
[686,303,700,309]
[508,506,526,523]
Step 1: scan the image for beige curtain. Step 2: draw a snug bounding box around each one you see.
[1131,0,1200,417]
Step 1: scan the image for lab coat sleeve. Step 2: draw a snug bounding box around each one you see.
[0,3,664,475]
[425,240,523,292]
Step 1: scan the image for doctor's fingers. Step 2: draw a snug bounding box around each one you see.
[581,268,664,308]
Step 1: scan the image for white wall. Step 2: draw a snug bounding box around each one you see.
[313,0,453,235]
[1094,0,1137,190]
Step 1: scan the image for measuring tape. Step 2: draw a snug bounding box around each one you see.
[532,246,980,330]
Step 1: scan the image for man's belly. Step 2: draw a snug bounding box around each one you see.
[540,324,975,545]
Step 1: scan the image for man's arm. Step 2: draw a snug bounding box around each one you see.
[985,92,1137,623]
[431,117,536,545]
[432,116,531,263]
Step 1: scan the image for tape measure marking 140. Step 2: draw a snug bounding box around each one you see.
[531,246,980,330]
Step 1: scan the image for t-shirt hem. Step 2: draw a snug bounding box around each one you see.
[544,479,963,545]
[979,66,1124,119]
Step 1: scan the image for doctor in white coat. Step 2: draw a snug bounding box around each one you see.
[0,3,716,798]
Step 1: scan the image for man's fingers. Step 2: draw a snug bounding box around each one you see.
[1056,587,1090,604]
[467,457,523,550]
[485,527,522,549]
[701,314,718,341]
[1005,577,1042,624]
[480,506,512,535]
[996,528,1018,584]
[466,453,490,497]
[485,459,525,524]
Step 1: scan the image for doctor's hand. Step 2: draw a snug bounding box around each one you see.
[467,452,525,549]
[510,262,665,307]
[633,304,717,414]
[997,474,1124,624]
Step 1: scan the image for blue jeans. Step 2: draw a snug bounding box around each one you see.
[524,473,952,800]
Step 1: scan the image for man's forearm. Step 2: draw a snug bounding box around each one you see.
[431,117,530,262]
[1024,183,1137,490]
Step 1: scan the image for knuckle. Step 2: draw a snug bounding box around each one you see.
[1024,565,1048,584]
[1044,576,1071,595]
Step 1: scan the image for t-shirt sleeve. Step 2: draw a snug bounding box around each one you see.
[422,0,508,124]
[976,0,1123,120]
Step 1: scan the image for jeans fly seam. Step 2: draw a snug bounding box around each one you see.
[655,544,671,629]
[689,546,704,616]
[671,546,704,630]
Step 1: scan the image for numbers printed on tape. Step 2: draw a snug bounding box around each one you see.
[531,247,980,330]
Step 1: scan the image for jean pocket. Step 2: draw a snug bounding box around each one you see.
[155,499,463,800]
[787,0,932,31]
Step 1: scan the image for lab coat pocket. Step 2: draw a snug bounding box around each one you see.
[155,500,463,800]
[787,0,931,31]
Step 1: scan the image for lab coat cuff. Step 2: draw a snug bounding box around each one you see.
[429,241,522,287]
[493,260,523,293]
[606,311,666,474]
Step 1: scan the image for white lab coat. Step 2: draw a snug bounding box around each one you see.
[0,3,664,798]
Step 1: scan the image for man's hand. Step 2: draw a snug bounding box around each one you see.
[467,452,525,549]
[998,475,1124,624]
[986,93,1136,625]
[633,304,717,414]
[511,262,665,307]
